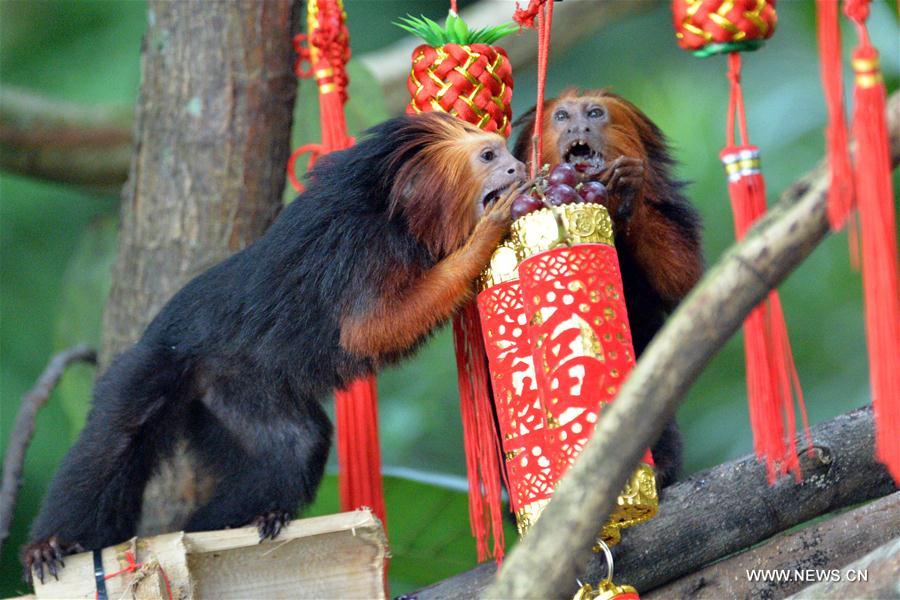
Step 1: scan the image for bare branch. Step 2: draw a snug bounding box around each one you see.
[0,87,132,191]
[0,345,97,554]
[485,91,900,599]
[358,0,654,114]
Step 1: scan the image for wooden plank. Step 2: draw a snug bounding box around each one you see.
[32,510,386,600]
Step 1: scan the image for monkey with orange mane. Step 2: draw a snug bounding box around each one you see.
[514,88,704,486]
[23,112,526,583]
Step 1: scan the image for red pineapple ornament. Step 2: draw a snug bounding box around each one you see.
[398,12,516,136]
[672,0,812,483]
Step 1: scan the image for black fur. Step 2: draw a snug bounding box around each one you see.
[27,116,453,559]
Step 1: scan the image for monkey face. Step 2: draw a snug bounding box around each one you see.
[471,137,526,217]
[549,97,610,178]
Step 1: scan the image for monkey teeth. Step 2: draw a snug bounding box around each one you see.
[564,140,599,165]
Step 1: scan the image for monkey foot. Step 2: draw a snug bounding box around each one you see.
[252,510,292,542]
[21,536,83,585]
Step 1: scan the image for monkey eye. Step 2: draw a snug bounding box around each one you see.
[587,107,605,119]
[554,110,569,121]
[480,149,496,162]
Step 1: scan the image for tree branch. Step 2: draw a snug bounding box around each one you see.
[413,408,897,600]
[645,491,900,599]
[0,345,97,554]
[0,87,132,191]
[484,91,900,599]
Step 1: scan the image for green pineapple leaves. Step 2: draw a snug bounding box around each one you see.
[395,11,518,46]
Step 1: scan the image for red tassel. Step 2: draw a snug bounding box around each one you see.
[721,53,810,483]
[334,379,387,525]
[815,0,855,230]
[293,1,389,523]
[845,0,900,483]
[454,302,505,563]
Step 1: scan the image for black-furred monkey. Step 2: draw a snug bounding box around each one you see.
[23,112,526,583]
[514,88,704,486]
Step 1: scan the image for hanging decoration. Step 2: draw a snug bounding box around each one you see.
[291,0,387,529]
[481,187,659,546]
[397,8,520,563]
[672,0,811,483]
[574,540,640,600]
[398,13,517,136]
[816,0,900,484]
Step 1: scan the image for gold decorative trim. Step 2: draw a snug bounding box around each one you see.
[511,204,614,262]
[574,580,639,600]
[515,497,550,536]
[606,462,658,530]
[478,239,520,290]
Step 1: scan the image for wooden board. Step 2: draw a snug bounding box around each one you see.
[31,510,387,599]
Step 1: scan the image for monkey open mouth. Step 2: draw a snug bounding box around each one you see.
[482,187,503,207]
[563,140,605,176]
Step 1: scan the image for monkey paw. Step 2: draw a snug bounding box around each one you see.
[21,536,83,585]
[252,510,292,542]
[599,156,645,220]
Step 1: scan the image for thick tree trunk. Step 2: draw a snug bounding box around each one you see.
[100,0,300,535]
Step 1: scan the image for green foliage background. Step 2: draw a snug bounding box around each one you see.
[0,0,897,596]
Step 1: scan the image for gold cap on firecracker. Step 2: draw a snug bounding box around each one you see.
[479,238,520,290]
[606,462,658,530]
[515,464,656,543]
[511,203,615,262]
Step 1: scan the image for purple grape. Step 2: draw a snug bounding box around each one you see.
[545,183,579,206]
[578,180,609,204]
[511,194,544,219]
[548,163,578,188]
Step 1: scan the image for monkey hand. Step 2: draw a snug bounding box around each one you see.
[598,156,645,221]
[22,536,83,585]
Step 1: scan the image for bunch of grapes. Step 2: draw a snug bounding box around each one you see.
[511,164,609,220]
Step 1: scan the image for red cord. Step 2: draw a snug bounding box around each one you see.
[530,0,553,176]
[94,551,173,600]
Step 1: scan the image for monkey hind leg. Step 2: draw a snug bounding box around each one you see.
[24,343,182,582]
[184,375,332,540]
[651,419,683,489]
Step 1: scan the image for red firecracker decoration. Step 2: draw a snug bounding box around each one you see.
[291,0,387,531]
[673,0,811,483]
[476,243,557,534]
[505,203,658,540]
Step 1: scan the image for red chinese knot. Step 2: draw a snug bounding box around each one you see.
[672,0,777,57]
